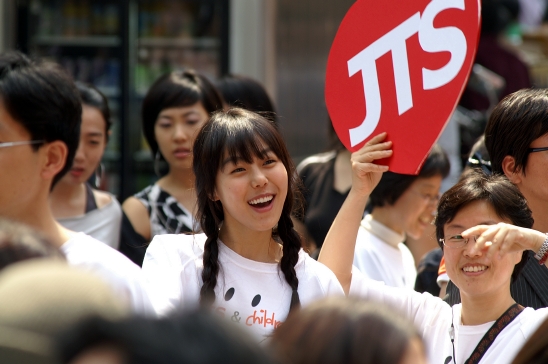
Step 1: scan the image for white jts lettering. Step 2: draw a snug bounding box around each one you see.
[347,0,467,147]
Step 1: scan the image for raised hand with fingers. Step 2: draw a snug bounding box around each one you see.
[319,133,393,293]
[463,223,548,263]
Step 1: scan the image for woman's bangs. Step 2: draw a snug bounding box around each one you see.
[222,121,280,166]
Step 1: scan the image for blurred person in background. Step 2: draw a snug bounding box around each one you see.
[353,145,449,288]
[216,74,277,125]
[121,70,223,266]
[0,260,129,364]
[57,310,273,364]
[50,82,121,250]
[294,121,353,256]
[0,51,152,315]
[270,296,427,364]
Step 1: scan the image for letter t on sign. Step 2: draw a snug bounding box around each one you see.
[347,12,420,147]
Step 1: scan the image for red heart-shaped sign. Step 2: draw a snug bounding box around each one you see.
[326,0,480,174]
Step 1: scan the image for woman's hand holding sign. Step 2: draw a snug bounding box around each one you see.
[320,133,392,294]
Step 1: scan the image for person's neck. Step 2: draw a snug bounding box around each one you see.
[370,208,405,236]
[460,289,516,326]
[49,182,86,218]
[13,201,72,248]
[219,222,280,263]
[162,168,195,190]
[528,198,548,233]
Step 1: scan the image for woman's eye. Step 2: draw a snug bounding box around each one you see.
[231,167,245,173]
[187,119,200,125]
[265,159,276,165]
[89,140,101,146]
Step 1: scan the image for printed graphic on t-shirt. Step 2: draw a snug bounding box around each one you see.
[212,275,289,342]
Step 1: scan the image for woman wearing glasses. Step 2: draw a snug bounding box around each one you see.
[353,144,449,288]
[319,134,548,364]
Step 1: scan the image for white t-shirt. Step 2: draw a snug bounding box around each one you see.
[353,215,416,288]
[142,233,344,342]
[61,232,154,316]
[350,269,548,364]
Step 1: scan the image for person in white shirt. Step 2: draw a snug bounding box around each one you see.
[354,144,449,288]
[0,51,152,315]
[143,108,343,342]
[319,134,548,364]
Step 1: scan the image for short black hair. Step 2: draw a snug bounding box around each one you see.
[485,89,548,176]
[0,51,81,188]
[141,69,223,159]
[435,169,533,281]
[216,74,277,124]
[57,310,273,364]
[369,144,450,209]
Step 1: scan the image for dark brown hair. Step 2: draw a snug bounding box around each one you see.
[435,169,533,281]
[270,297,423,364]
[192,108,302,311]
[485,88,548,176]
[369,144,450,209]
[141,69,223,160]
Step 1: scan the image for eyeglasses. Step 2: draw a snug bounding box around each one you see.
[0,140,45,149]
[412,190,440,205]
[528,146,548,154]
[439,234,478,249]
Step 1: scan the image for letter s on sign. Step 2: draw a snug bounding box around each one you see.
[420,0,467,90]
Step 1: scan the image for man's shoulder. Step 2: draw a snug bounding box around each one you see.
[61,233,139,270]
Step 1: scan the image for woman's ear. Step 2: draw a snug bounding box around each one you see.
[40,140,68,182]
[501,156,522,185]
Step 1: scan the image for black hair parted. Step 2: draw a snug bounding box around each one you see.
[0,51,81,188]
[141,69,224,160]
[193,108,302,312]
[75,81,112,139]
[435,169,533,281]
[369,144,450,209]
[485,88,548,176]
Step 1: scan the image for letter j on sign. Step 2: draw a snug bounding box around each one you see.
[325,0,480,174]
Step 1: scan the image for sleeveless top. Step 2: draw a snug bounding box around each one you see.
[134,183,196,238]
[58,183,122,249]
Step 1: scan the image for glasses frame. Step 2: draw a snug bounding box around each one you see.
[528,146,548,154]
[0,140,45,149]
[439,234,478,249]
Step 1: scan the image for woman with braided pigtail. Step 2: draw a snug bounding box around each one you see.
[143,108,343,341]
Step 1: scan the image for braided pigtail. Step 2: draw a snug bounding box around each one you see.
[199,208,221,306]
[278,212,301,312]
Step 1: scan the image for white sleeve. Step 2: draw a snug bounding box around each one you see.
[142,236,186,316]
[349,266,449,331]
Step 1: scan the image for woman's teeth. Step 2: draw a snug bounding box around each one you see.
[463,266,486,273]
[249,196,273,205]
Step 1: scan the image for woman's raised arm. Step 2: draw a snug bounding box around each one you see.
[318,133,392,294]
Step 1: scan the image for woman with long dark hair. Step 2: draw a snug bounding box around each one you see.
[142,108,349,341]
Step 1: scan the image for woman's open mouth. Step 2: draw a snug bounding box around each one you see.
[248,195,274,208]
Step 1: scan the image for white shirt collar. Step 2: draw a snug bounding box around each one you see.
[361,214,405,248]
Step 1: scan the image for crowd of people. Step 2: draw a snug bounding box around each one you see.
[3,6,548,360]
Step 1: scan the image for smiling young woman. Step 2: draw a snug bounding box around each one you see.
[141,108,352,342]
[319,144,548,363]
